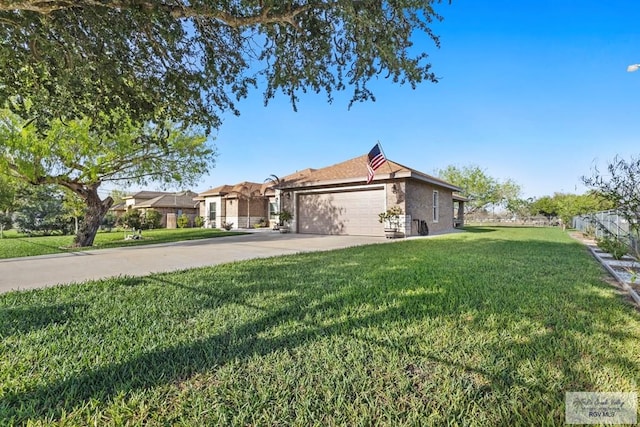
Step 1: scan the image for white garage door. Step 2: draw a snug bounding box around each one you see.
[297,188,385,236]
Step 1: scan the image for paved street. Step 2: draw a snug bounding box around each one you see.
[0,231,387,293]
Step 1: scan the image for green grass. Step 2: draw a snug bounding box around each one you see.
[0,228,246,259]
[1,227,639,425]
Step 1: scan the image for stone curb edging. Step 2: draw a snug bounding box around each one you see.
[586,245,640,307]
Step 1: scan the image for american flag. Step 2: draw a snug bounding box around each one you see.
[366,143,386,184]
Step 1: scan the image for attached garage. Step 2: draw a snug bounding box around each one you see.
[297,187,385,236]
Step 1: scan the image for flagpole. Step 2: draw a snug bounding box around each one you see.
[376,141,394,176]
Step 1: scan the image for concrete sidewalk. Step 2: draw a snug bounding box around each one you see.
[0,231,387,294]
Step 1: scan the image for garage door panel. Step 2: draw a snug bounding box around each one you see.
[297,189,385,236]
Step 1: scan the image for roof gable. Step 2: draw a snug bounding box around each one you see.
[135,191,198,209]
[277,155,461,191]
[124,191,170,200]
[228,181,264,197]
[196,184,234,197]
[197,181,267,199]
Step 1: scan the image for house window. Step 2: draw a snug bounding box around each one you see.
[269,201,278,218]
[433,190,439,222]
[209,202,216,227]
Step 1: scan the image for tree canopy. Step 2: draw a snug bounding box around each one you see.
[0,0,450,247]
[0,107,215,246]
[12,184,74,235]
[528,192,614,225]
[583,155,640,242]
[0,0,449,133]
[437,164,521,214]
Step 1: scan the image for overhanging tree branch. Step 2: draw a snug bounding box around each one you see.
[1,1,448,134]
[0,0,316,28]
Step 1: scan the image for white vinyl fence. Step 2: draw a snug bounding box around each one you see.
[573,210,639,252]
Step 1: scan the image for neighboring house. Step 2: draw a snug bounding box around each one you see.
[134,191,199,228]
[196,154,464,237]
[194,182,273,229]
[113,191,199,228]
[123,191,169,210]
[109,201,127,220]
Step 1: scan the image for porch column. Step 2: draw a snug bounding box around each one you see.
[457,201,464,227]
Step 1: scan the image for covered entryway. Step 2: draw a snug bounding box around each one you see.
[297,188,385,236]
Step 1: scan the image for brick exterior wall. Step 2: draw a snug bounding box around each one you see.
[218,198,269,229]
[199,196,271,229]
[234,199,268,228]
[149,207,198,228]
[404,180,454,235]
[283,181,455,236]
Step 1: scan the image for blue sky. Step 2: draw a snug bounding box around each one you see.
[182,1,640,199]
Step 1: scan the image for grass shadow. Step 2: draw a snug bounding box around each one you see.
[461,226,496,233]
[0,303,85,337]
[1,228,639,424]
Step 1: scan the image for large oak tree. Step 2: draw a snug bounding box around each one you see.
[0,0,449,132]
[0,107,215,246]
[0,1,449,246]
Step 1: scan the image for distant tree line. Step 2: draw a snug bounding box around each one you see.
[437,164,522,215]
[437,163,616,226]
[509,193,614,226]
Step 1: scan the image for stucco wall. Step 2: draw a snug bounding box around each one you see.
[200,196,226,228]
[199,196,270,229]
[405,181,454,235]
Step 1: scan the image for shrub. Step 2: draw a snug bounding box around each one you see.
[253,218,267,228]
[143,209,162,229]
[194,216,204,228]
[13,185,73,235]
[583,224,596,238]
[121,210,143,230]
[278,210,292,226]
[378,206,403,229]
[0,212,12,237]
[596,236,628,260]
[177,213,190,228]
[101,212,117,231]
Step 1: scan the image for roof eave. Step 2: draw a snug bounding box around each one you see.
[277,171,461,192]
[409,172,462,192]
[197,191,229,197]
[277,176,377,189]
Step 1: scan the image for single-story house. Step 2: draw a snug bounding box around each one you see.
[113,191,200,228]
[196,155,464,237]
[194,182,272,229]
[109,201,127,219]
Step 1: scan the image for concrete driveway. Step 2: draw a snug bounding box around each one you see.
[0,231,387,294]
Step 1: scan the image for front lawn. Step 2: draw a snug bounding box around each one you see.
[0,228,246,259]
[1,227,639,425]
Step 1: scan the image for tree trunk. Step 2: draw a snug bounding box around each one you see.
[73,188,113,247]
